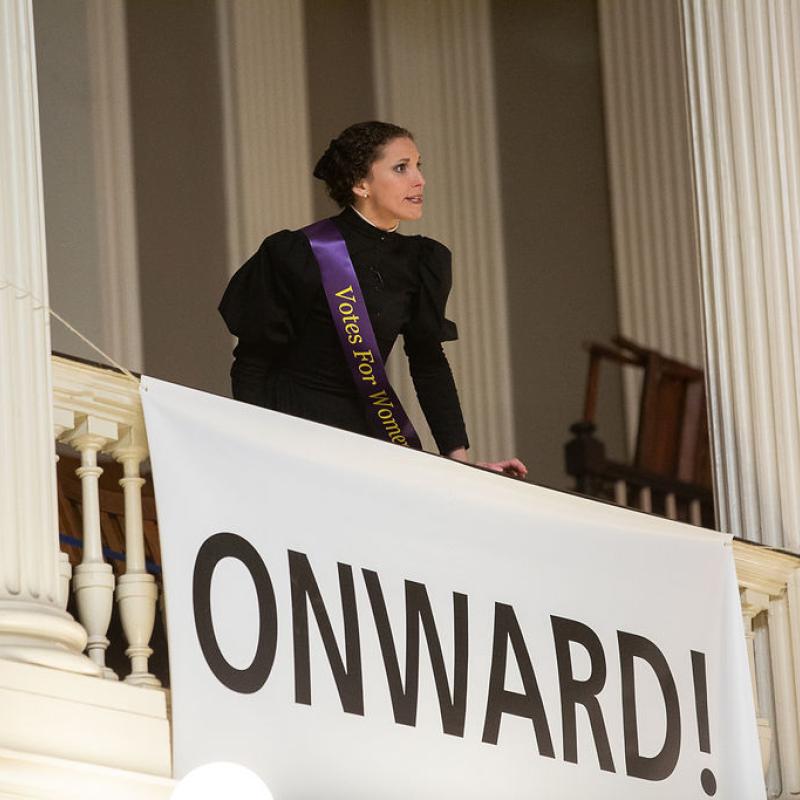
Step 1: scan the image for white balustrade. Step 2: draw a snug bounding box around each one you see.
[734,539,800,785]
[48,353,800,794]
[52,354,159,687]
[769,596,800,792]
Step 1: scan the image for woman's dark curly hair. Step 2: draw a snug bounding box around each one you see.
[313,121,413,208]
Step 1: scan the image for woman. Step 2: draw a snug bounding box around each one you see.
[219,121,525,477]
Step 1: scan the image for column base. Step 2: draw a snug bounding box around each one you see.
[0,600,100,676]
[758,717,772,776]
[73,562,116,679]
[117,573,160,687]
[99,663,119,681]
[124,672,161,688]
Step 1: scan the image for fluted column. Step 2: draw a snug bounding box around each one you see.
[86,0,143,372]
[53,407,75,610]
[217,0,313,271]
[598,0,704,448]
[0,0,97,676]
[681,0,800,551]
[371,0,515,461]
[682,3,800,793]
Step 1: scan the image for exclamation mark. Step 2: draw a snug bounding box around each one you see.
[692,650,717,796]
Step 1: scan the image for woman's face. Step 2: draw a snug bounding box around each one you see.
[353,137,425,228]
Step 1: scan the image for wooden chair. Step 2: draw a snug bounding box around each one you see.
[566,336,714,525]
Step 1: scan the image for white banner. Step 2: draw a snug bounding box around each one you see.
[141,376,762,800]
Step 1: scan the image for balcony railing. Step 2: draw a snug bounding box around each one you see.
[53,354,160,686]
[51,353,800,791]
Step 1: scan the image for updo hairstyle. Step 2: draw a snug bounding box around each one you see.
[313,121,413,208]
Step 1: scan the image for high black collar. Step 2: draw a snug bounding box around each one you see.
[335,206,400,241]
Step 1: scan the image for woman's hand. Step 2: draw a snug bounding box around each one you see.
[477,457,528,478]
[447,448,528,479]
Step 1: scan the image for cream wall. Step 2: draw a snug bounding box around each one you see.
[305,0,375,219]
[598,0,703,451]
[492,0,626,486]
[33,0,104,364]
[125,0,231,396]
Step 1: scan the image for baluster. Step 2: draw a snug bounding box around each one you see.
[53,407,75,610]
[664,492,677,520]
[65,416,119,679]
[786,571,800,746]
[639,486,652,513]
[689,499,702,526]
[768,595,800,792]
[740,589,767,713]
[740,588,772,773]
[114,427,160,686]
[613,479,628,507]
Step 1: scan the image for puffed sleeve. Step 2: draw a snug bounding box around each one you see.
[403,237,469,454]
[218,230,304,345]
[404,238,459,345]
[218,230,308,406]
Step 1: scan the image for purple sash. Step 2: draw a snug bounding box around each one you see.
[302,218,422,449]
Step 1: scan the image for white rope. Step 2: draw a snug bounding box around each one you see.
[0,278,139,384]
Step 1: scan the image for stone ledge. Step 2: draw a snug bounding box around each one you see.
[0,747,174,800]
[1,659,170,777]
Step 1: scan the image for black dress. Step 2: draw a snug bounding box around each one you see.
[218,206,469,454]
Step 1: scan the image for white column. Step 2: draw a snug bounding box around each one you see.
[371,0,515,461]
[86,0,143,372]
[598,0,704,448]
[217,0,313,272]
[681,0,800,550]
[0,0,97,676]
[53,407,75,611]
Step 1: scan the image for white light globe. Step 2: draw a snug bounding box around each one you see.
[171,762,274,800]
